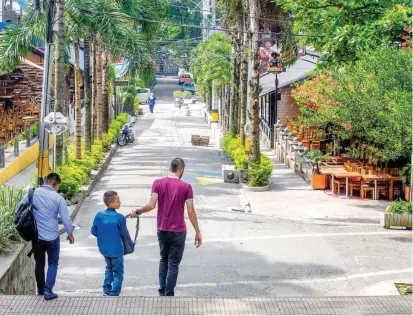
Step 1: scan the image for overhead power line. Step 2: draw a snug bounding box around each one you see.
[74,6,320,37]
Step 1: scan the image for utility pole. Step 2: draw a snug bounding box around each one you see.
[37,0,55,185]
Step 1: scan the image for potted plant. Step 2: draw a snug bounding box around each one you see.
[305,149,327,190]
[233,147,249,183]
[246,154,274,191]
[381,199,412,229]
[402,164,411,202]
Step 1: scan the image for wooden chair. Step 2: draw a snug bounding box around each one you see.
[361,182,374,199]
[334,177,346,195]
[376,181,389,200]
[349,177,362,197]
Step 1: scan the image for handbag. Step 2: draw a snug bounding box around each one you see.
[123,215,139,255]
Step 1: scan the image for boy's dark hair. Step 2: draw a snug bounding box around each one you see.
[45,173,61,186]
[271,52,279,58]
[170,158,185,172]
[103,191,118,206]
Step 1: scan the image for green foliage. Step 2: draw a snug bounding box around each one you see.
[173,91,184,99]
[190,33,231,97]
[182,91,192,99]
[0,185,26,253]
[248,154,274,187]
[386,199,412,215]
[222,135,249,171]
[276,0,412,67]
[304,149,328,174]
[402,164,411,187]
[134,96,140,113]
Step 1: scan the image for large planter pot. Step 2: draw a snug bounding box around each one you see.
[380,211,412,229]
[404,185,411,202]
[311,174,326,190]
[239,169,248,183]
[242,183,271,192]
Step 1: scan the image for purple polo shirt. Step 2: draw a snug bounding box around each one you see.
[152,176,193,232]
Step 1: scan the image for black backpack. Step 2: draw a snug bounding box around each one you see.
[14,188,38,245]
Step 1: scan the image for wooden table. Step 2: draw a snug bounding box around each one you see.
[361,174,390,200]
[321,167,361,197]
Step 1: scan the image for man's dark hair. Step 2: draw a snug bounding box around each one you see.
[45,173,61,186]
[170,158,185,172]
[103,191,118,206]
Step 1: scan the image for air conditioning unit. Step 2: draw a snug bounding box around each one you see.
[222,165,239,183]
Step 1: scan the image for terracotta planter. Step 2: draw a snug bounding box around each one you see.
[311,174,326,190]
[405,185,411,202]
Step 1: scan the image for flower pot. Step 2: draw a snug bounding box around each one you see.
[380,212,412,229]
[404,185,410,202]
[311,174,326,190]
[242,183,271,192]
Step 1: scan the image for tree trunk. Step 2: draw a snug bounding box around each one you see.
[84,37,92,152]
[92,38,97,140]
[73,39,82,160]
[96,33,103,139]
[239,21,248,146]
[54,0,65,166]
[229,32,239,137]
[248,0,262,166]
[102,45,110,132]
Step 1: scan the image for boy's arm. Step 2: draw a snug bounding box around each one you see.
[91,214,99,237]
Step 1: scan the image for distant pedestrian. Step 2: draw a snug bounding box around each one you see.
[16,173,75,300]
[91,191,133,296]
[129,158,202,296]
[148,92,156,113]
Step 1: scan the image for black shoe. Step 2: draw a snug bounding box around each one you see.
[44,291,58,300]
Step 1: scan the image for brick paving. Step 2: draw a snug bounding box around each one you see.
[0,296,411,315]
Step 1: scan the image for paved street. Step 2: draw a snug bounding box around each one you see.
[54,78,411,298]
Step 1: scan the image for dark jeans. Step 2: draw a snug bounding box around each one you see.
[149,104,154,113]
[103,255,124,296]
[157,230,186,296]
[33,237,60,294]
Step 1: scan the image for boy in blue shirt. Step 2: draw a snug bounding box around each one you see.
[91,191,133,296]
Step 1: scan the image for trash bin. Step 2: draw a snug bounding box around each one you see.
[211,109,219,122]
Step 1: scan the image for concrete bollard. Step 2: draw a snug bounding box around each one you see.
[14,132,19,157]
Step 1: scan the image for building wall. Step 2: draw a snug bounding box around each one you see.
[277,89,298,123]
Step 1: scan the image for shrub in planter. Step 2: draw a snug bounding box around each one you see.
[233,147,248,170]
[182,91,192,99]
[305,149,328,189]
[0,185,26,253]
[134,96,140,113]
[248,154,274,187]
[173,91,184,99]
[58,177,80,200]
[382,199,412,229]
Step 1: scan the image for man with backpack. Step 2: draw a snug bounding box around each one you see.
[15,173,74,300]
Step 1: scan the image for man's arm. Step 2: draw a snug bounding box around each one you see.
[91,214,98,237]
[58,197,75,243]
[186,200,202,248]
[129,194,158,218]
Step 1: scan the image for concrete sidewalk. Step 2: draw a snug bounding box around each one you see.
[0,295,411,315]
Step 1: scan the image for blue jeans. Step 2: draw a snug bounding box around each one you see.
[157,230,186,296]
[149,104,154,113]
[103,255,124,296]
[33,237,60,294]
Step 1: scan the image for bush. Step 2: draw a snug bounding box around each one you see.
[134,96,140,113]
[248,154,274,187]
[173,91,184,99]
[182,91,192,99]
[222,135,248,170]
[0,185,26,253]
[386,199,412,215]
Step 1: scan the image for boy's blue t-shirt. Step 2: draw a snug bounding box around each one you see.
[91,208,133,257]
[148,96,156,105]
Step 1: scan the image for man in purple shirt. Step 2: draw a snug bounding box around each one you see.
[130,158,202,296]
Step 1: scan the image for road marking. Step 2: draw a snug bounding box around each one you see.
[57,268,413,294]
[61,230,411,252]
[196,177,224,185]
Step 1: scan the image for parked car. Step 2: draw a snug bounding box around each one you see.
[182,82,196,95]
[136,87,151,104]
[179,73,192,85]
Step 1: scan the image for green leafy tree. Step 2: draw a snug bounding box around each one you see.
[276,0,412,66]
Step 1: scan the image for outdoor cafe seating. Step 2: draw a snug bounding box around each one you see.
[321,161,403,201]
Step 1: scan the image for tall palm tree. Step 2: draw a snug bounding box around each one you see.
[55,0,66,166]
[239,4,248,146]
[84,36,92,152]
[102,44,109,133]
[73,38,82,159]
[247,0,262,166]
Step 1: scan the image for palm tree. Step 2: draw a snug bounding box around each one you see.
[102,44,110,133]
[239,3,249,146]
[73,38,82,159]
[96,32,103,140]
[247,0,262,166]
[55,0,66,166]
[83,37,92,152]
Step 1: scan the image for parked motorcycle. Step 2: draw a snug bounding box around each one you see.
[117,124,135,146]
